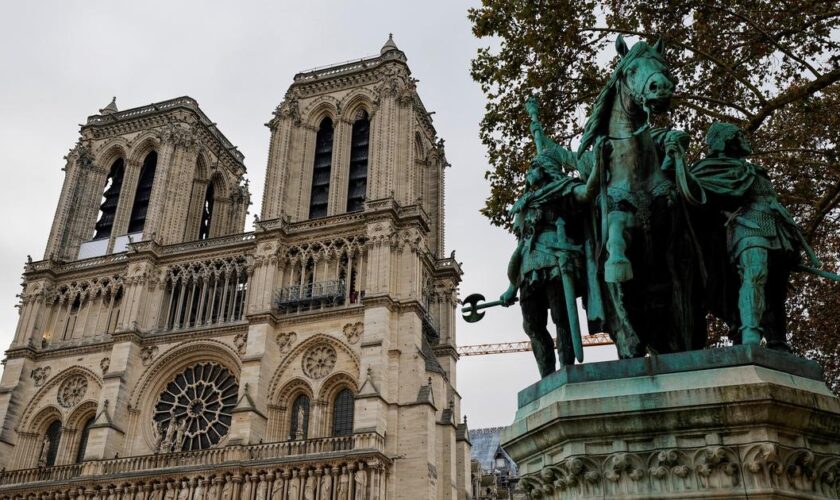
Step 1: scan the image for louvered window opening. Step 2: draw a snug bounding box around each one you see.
[346,111,369,212]
[290,395,310,440]
[309,118,334,219]
[75,416,95,463]
[128,151,157,234]
[93,159,125,240]
[153,363,238,451]
[44,420,62,467]
[332,388,355,436]
[161,258,248,331]
[198,183,215,240]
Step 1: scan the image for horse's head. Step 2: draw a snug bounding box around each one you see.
[615,35,674,114]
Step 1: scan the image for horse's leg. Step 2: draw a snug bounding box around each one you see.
[605,210,635,283]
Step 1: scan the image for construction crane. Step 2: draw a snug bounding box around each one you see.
[457,332,613,357]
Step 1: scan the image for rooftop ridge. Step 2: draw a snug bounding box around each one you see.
[295,53,381,78]
[84,95,245,165]
[470,426,508,434]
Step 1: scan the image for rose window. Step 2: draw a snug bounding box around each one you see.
[57,375,88,408]
[153,363,238,451]
[302,344,337,379]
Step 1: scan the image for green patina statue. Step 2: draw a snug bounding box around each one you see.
[684,122,824,351]
[499,149,596,376]
[461,36,840,377]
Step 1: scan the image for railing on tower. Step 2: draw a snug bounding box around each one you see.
[274,279,351,313]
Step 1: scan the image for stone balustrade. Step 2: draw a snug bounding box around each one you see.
[0,433,386,498]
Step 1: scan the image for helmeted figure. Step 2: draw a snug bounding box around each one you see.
[687,122,821,349]
[500,154,590,375]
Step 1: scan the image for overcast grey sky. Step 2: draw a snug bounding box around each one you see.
[0,0,616,429]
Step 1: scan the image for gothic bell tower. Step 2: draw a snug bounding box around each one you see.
[45,97,250,262]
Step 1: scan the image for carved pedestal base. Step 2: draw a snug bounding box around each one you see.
[501,345,840,499]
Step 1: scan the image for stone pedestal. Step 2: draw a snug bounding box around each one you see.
[501,345,840,499]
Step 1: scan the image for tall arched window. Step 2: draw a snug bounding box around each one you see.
[332,388,355,436]
[128,151,158,234]
[290,394,310,440]
[93,159,125,240]
[75,416,95,463]
[198,182,215,240]
[346,111,370,213]
[309,118,334,219]
[44,420,62,467]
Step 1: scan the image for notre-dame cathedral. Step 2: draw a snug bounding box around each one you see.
[0,36,472,499]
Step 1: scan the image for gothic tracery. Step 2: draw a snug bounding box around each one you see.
[153,362,238,452]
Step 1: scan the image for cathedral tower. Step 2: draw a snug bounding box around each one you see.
[0,36,471,500]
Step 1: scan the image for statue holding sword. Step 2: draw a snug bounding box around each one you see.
[493,97,600,376]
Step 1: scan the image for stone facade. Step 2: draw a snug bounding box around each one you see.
[0,37,472,499]
[502,346,840,499]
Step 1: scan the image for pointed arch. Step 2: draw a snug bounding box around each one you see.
[94,141,130,172]
[126,134,161,167]
[414,132,427,162]
[93,157,126,240]
[274,377,314,441]
[339,89,377,121]
[64,401,97,464]
[18,366,102,433]
[128,150,158,234]
[267,333,360,401]
[301,96,340,128]
[346,110,370,213]
[318,372,358,437]
[309,117,335,219]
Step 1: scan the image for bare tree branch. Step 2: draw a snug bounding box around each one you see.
[806,180,840,240]
[703,3,822,78]
[581,27,769,105]
[746,67,840,132]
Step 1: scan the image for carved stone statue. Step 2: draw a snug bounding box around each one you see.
[295,405,306,440]
[353,467,367,500]
[174,418,187,452]
[220,476,232,499]
[162,481,176,500]
[207,478,219,500]
[161,418,177,453]
[153,420,166,454]
[320,469,332,499]
[37,434,50,467]
[192,478,206,500]
[255,473,267,500]
[337,467,349,500]
[271,474,284,499]
[241,475,253,500]
[287,470,300,500]
[176,479,190,500]
[303,471,316,500]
